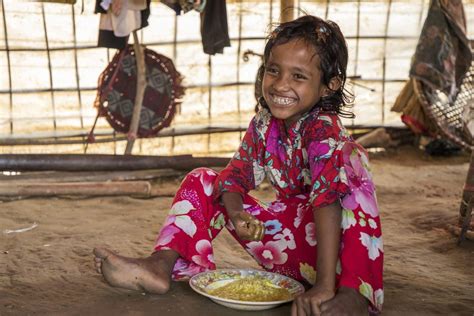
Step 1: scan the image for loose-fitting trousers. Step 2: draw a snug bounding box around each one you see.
[154,168,382,308]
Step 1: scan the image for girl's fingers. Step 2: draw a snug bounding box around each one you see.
[311,300,322,316]
[291,301,298,316]
[256,222,265,240]
[249,219,265,241]
[296,297,310,316]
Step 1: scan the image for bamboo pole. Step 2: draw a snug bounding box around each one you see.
[0,169,183,183]
[125,30,147,155]
[459,151,474,221]
[0,181,156,197]
[280,0,294,23]
[0,154,229,171]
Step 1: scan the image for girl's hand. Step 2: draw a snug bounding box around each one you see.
[228,210,265,241]
[291,284,335,316]
[319,287,369,316]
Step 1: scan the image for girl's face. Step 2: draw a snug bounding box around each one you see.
[262,39,327,127]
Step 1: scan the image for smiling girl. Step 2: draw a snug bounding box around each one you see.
[94,15,383,316]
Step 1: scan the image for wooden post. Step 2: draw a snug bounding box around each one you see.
[458,150,474,244]
[125,30,147,155]
[0,181,154,197]
[280,0,294,23]
[0,154,230,171]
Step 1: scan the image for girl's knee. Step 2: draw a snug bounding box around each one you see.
[187,168,218,179]
[180,168,219,192]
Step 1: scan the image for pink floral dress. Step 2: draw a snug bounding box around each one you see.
[154,108,383,311]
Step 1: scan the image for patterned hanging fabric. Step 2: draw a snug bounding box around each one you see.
[90,45,185,140]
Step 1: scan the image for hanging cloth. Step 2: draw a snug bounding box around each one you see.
[90,45,185,139]
[160,0,206,15]
[409,0,472,101]
[95,0,151,49]
[35,0,76,3]
[392,0,472,136]
[200,0,231,55]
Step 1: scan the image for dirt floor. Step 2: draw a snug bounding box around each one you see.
[1,145,473,315]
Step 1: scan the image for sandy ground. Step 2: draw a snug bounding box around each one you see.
[1,145,473,316]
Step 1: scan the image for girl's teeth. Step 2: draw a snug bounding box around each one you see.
[272,96,295,105]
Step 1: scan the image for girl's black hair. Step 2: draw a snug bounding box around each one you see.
[256,15,355,119]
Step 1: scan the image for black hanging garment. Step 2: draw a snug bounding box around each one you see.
[200,0,231,55]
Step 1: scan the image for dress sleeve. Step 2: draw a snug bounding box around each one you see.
[307,116,351,209]
[213,116,265,201]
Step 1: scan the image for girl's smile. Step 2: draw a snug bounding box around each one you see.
[262,38,327,128]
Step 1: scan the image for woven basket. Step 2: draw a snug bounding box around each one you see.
[414,61,474,150]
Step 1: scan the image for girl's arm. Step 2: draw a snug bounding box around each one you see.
[292,201,341,316]
[221,192,243,218]
[222,192,264,241]
[313,201,341,291]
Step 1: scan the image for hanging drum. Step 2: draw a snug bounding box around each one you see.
[94,45,185,138]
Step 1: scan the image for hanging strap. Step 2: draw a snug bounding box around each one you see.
[86,47,129,151]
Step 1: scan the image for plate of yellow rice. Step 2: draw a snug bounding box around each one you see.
[189,269,305,311]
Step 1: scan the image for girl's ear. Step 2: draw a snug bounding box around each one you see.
[327,76,342,92]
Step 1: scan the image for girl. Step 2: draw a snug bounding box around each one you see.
[94,15,383,315]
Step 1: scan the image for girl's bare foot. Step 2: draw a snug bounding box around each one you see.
[93,247,178,294]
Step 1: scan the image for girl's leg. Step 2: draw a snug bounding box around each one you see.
[153,168,232,280]
[154,168,315,282]
[94,167,223,292]
[93,247,178,294]
[337,206,384,312]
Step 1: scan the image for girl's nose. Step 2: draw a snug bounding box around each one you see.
[272,75,290,91]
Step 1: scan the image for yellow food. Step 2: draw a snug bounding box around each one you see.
[208,276,292,302]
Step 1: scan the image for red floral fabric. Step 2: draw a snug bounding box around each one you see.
[154,108,383,312]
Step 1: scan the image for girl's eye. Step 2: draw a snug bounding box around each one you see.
[294,73,307,80]
[265,67,278,75]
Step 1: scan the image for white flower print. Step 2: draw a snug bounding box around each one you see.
[305,222,317,246]
[253,160,266,186]
[368,218,377,229]
[273,228,296,250]
[169,200,197,237]
[319,115,333,125]
[374,289,384,310]
[191,239,214,268]
[359,233,383,260]
[200,172,214,196]
[293,204,305,228]
[243,204,262,216]
[206,170,216,176]
[266,166,288,189]
[339,165,348,185]
[341,208,357,232]
[246,240,288,269]
[269,201,287,213]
